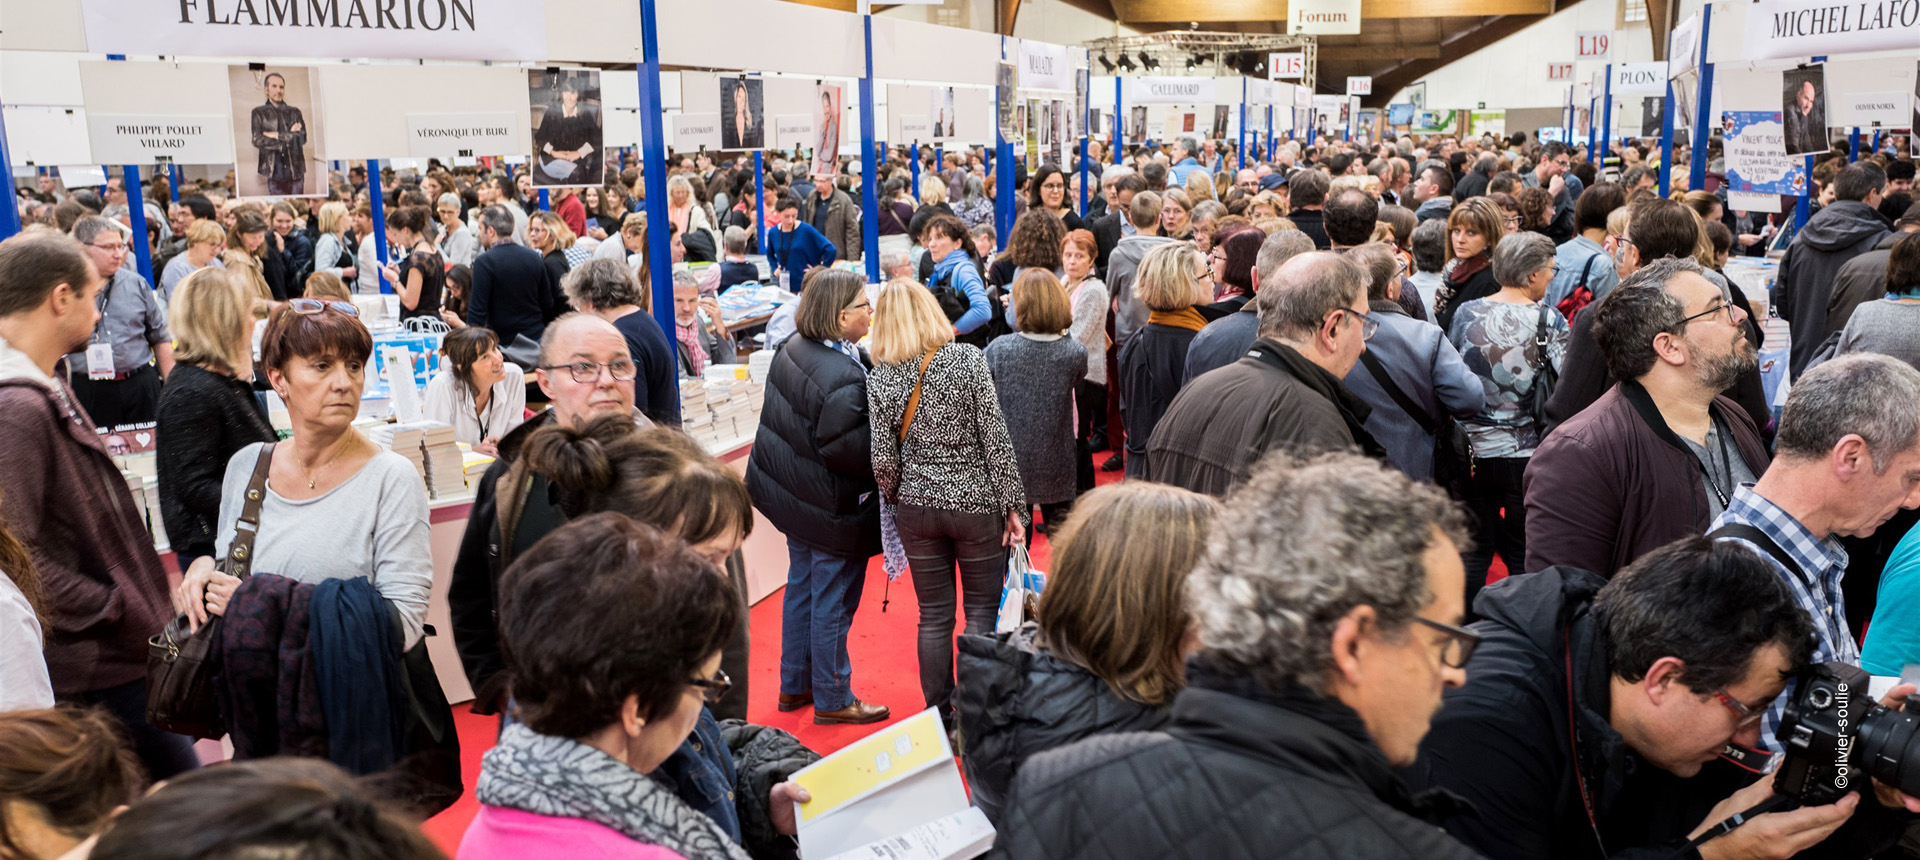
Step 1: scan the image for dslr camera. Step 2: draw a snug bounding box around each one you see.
[1774,662,1920,806]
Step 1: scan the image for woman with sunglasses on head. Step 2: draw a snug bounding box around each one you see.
[1446,231,1567,606]
[173,298,433,669]
[461,513,779,860]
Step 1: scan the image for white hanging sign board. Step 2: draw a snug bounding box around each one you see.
[1729,190,1784,213]
[59,165,109,187]
[1130,77,1216,105]
[405,112,520,158]
[1668,13,1701,79]
[86,115,230,165]
[1612,62,1670,96]
[1740,0,1920,61]
[1289,0,1360,34]
[774,114,815,150]
[897,114,932,143]
[1831,91,1909,128]
[1018,41,1072,91]
[78,0,548,62]
[671,113,723,152]
[1346,76,1372,96]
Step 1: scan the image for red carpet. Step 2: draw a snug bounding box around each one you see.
[418,461,1506,852]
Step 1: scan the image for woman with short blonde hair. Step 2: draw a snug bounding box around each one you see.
[868,280,1026,727]
[156,268,277,567]
[1117,241,1212,479]
[311,200,356,284]
[868,281,954,365]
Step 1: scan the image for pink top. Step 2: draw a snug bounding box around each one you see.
[457,806,690,860]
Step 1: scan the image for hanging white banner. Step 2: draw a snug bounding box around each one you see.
[1018,41,1072,91]
[1668,13,1701,79]
[671,113,722,152]
[1290,0,1361,35]
[1831,91,1909,128]
[773,114,815,150]
[405,112,519,158]
[1612,62,1670,96]
[1740,0,1920,61]
[86,115,232,165]
[1130,77,1216,105]
[896,114,932,143]
[80,0,547,62]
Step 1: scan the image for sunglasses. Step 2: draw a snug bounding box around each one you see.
[290,299,359,317]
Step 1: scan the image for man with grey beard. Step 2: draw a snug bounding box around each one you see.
[1522,256,1772,578]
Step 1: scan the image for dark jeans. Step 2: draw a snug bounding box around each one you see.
[897,502,1007,719]
[779,539,868,712]
[67,678,199,781]
[68,363,161,432]
[1463,456,1529,612]
[267,176,305,197]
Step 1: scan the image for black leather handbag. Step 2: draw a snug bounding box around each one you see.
[145,444,274,740]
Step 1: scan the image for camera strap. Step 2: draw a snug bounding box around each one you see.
[1707,523,1808,587]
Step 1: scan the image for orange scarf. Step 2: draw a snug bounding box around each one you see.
[1148,306,1208,333]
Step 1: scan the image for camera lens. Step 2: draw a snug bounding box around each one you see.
[1856,703,1920,797]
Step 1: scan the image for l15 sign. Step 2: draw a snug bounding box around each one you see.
[1269,52,1306,80]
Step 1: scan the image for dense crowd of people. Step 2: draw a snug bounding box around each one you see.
[3,122,1920,860]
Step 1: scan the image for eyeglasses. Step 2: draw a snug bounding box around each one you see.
[1412,616,1483,669]
[1677,300,1739,327]
[844,299,872,313]
[689,668,733,704]
[1333,308,1378,341]
[541,359,638,383]
[89,240,129,254]
[1708,688,1765,728]
[290,298,359,317]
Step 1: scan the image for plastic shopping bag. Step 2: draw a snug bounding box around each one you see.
[995,545,1047,634]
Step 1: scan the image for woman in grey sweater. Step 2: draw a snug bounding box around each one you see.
[1834,232,1920,370]
[868,281,1026,723]
[987,271,1087,533]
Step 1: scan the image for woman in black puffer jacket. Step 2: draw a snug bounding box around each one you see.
[745,269,890,726]
[954,481,1219,824]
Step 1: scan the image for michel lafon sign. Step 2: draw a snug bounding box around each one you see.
[81,0,545,61]
[1741,0,1920,60]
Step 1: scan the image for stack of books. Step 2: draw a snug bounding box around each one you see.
[365,422,427,481]
[462,448,497,484]
[420,423,466,499]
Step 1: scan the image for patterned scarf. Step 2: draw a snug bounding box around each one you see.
[476,723,751,860]
[678,320,709,377]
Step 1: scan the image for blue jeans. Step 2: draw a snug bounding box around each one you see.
[779,539,868,712]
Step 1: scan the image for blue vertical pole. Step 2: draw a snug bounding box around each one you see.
[1689,4,1715,192]
[1872,129,1882,154]
[538,188,550,210]
[122,167,154,284]
[996,38,1013,253]
[1238,80,1248,172]
[1796,154,1813,232]
[1848,129,1860,162]
[167,164,181,203]
[910,143,920,201]
[752,150,767,255]
[637,0,675,351]
[1599,65,1614,162]
[859,14,881,282]
[1658,80,1676,195]
[0,105,22,240]
[1588,98,1598,157]
[1113,76,1124,167]
[1079,68,1091,216]
[367,159,392,294]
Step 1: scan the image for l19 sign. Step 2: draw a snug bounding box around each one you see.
[1577,30,1612,59]
[1269,52,1306,80]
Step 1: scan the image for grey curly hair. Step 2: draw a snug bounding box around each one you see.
[1187,452,1470,693]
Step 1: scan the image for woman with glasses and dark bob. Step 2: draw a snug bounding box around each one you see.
[459,513,801,860]
[174,296,434,665]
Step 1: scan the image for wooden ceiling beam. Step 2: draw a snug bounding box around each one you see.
[1318,43,1441,60]
[997,0,1019,35]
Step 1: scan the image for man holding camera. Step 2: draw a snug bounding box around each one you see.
[1710,354,1920,755]
[1406,537,1917,859]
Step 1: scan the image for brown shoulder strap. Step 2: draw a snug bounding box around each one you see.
[897,350,938,445]
[224,443,276,580]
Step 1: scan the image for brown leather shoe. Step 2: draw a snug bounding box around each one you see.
[814,700,890,725]
[777,692,813,712]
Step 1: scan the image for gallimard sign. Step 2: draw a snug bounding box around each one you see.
[87,114,233,164]
[1130,77,1217,105]
[80,0,545,61]
[406,112,519,157]
[1741,0,1920,60]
